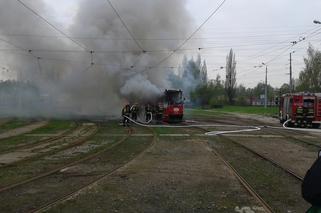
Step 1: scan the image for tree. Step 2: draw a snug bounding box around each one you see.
[279,83,291,94]
[201,60,208,85]
[235,84,248,105]
[297,45,321,92]
[225,49,237,104]
[169,54,208,98]
[190,74,225,107]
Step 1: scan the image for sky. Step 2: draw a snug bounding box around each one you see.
[1,0,321,88]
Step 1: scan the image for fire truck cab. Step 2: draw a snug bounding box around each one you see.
[279,93,321,128]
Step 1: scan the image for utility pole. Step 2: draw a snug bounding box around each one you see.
[254,63,268,108]
[264,65,267,108]
[289,51,295,93]
[289,52,292,93]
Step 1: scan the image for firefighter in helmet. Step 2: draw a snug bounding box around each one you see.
[131,104,139,121]
[155,102,164,121]
[145,103,152,122]
[122,104,131,126]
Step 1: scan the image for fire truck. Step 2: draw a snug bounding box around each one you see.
[156,89,184,123]
[279,92,321,128]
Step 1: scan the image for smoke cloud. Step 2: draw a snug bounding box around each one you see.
[0,0,193,117]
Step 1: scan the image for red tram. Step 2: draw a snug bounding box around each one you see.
[162,89,184,123]
[279,93,321,128]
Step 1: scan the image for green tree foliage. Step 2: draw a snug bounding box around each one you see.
[279,83,291,94]
[190,75,225,107]
[169,54,208,97]
[225,49,237,104]
[235,85,248,105]
[297,45,321,92]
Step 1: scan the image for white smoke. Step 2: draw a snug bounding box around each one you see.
[120,74,161,101]
[0,0,193,117]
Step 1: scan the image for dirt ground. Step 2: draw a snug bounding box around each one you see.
[234,136,317,178]
[51,137,265,213]
[0,114,320,212]
[0,121,48,140]
[0,124,96,165]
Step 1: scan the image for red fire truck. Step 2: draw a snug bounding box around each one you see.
[279,93,321,128]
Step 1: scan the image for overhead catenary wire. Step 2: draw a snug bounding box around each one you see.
[106,0,145,52]
[143,0,228,72]
[1,0,320,87]
[16,0,89,52]
[237,26,321,79]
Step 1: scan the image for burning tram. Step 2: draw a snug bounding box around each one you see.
[279,92,321,128]
[161,89,184,123]
[150,89,184,123]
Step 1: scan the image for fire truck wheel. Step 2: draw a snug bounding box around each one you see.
[312,124,320,129]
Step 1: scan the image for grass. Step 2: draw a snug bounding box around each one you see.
[0,120,75,153]
[0,134,152,212]
[0,119,32,133]
[186,105,278,117]
[0,135,123,188]
[210,136,309,212]
[30,120,74,134]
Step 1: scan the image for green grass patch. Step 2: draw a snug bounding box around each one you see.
[0,135,41,153]
[0,120,75,153]
[210,136,309,212]
[0,119,32,133]
[30,120,74,134]
[187,105,278,117]
[0,134,125,188]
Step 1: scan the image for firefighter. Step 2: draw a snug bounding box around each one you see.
[302,151,321,212]
[131,104,139,121]
[121,104,131,126]
[155,102,164,121]
[145,103,152,122]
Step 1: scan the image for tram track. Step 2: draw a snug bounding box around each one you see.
[208,145,274,213]
[0,126,130,211]
[0,124,98,168]
[194,125,304,181]
[192,124,308,212]
[265,127,321,149]
[31,127,156,213]
[0,124,120,193]
[0,122,80,153]
[0,126,155,213]
[210,134,308,212]
[219,135,304,181]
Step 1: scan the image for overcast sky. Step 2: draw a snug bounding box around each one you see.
[2,0,321,88]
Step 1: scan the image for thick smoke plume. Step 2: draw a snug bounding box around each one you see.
[0,0,192,117]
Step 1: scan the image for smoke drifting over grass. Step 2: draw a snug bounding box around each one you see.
[0,0,193,117]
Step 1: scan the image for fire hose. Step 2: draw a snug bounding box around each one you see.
[281,119,321,133]
[122,115,261,136]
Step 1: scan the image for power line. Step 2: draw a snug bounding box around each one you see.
[106,0,145,52]
[0,31,316,40]
[0,41,303,54]
[0,37,40,61]
[16,0,88,51]
[237,26,321,79]
[247,26,319,59]
[145,0,227,71]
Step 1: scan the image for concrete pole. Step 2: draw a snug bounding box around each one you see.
[290,52,293,93]
[265,65,268,108]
